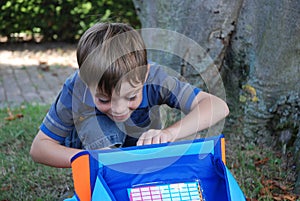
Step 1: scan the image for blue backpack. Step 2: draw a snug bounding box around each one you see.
[66,135,245,201]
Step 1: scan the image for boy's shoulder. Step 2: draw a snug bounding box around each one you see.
[63,70,80,87]
[147,61,182,86]
[62,70,94,107]
[147,62,169,83]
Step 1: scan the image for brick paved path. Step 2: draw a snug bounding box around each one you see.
[0,41,78,109]
[0,65,76,108]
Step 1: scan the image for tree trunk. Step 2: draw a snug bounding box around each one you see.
[133,0,300,193]
[133,0,243,136]
[227,0,300,193]
[133,0,242,74]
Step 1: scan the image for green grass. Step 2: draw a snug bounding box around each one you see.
[0,104,73,201]
[226,133,299,200]
[0,104,299,200]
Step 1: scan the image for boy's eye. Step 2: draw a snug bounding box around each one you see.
[98,98,110,104]
[128,95,137,101]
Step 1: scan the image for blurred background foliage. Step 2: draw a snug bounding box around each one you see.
[0,0,140,42]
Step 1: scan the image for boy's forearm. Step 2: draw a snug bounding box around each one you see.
[32,144,81,168]
[164,93,229,141]
[30,130,81,168]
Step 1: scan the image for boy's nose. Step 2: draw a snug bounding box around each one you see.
[111,100,128,115]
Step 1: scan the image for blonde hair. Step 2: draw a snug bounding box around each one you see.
[77,22,148,96]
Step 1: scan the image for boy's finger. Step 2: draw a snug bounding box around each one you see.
[160,134,170,144]
[142,137,152,145]
[152,135,161,144]
[136,138,144,146]
[136,135,149,146]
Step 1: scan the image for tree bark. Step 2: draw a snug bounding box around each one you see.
[133,0,300,193]
[227,0,300,193]
[133,0,242,72]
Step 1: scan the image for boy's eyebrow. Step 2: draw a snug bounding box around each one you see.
[130,85,143,91]
[95,91,110,98]
[124,85,143,95]
[95,85,143,98]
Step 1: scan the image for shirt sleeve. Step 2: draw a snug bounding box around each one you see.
[40,74,77,142]
[160,75,201,114]
[146,64,202,114]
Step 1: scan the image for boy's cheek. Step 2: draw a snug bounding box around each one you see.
[129,102,140,110]
[95,103,111,113]
[129,94,143,110]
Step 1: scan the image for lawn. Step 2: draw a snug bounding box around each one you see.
[0,104,299,200]
[226,133,299,201]
[0,104,73,201]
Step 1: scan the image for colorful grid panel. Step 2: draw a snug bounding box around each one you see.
[128,182,203,201]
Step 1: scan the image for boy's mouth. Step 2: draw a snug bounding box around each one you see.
[110,113,130,122]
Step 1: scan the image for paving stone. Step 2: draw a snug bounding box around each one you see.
[2,67,25,106]
[0,69,7,108]
[26,67,58,103]
[0,64,77,108]
[14,68,43,103]
[0,43,77,109]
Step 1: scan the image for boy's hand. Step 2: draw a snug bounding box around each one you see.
[136,129,175,146]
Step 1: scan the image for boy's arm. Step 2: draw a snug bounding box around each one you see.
[137,91,229,145]
[30,130,82,168]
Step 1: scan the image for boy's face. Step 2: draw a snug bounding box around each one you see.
[93,80,144,122]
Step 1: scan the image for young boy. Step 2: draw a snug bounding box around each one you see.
[30,22,229,168]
